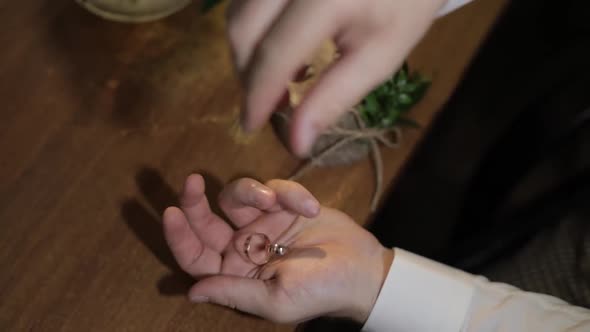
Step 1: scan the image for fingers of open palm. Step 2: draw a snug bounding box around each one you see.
[290,39,398,156]
[180,174,233,252]
[218,178,276,228]
[216,179,318,276]
[189,275,296,322]
[226,0,290,71]
[264,179,320,218]
[241,0,341,132]
[218,178,319,229]
[163,207,222,277]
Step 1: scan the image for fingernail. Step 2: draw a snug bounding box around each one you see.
[190,295,209,303]
[252,185,274,208]
[257,184,273,196]
[302,199,320,217]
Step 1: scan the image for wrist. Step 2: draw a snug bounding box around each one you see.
[351,246,395,323]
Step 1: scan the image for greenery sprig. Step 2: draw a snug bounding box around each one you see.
[359,63,430,129]
[202,0,223,12]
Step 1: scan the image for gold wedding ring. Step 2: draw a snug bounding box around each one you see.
[244,233,289,265]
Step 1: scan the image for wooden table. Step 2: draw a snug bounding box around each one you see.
[0,1,506,331]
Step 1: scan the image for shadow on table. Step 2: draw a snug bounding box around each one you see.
[121,166,223,296]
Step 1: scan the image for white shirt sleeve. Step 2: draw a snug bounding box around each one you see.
[362,248,590,332]
[438,0,474,17]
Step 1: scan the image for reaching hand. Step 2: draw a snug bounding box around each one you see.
[163,175,394,323]
[226,0,446,156]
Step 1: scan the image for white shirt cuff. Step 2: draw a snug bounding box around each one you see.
[438,0,474,17]
[363,248,476,332]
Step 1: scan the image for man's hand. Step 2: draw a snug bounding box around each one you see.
[227,0,447,156]
[163,175,394,323]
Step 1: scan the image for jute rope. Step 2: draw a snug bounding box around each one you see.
[280,110,402,212]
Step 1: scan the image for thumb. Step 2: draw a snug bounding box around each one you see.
[188,275,279,319]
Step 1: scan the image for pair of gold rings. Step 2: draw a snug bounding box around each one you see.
[243,233,289,265]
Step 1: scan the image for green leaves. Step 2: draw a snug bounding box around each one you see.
[364,93,379,115]
[201,0,223,12]
[359,63,430,129]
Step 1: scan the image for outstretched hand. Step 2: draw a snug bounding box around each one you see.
[163,175,393,323]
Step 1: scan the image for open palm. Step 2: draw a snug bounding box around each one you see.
[163,175,391,323]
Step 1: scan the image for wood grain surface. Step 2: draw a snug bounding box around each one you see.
[0,0,506,331]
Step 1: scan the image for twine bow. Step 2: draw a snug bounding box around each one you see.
[283,110,403,212]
